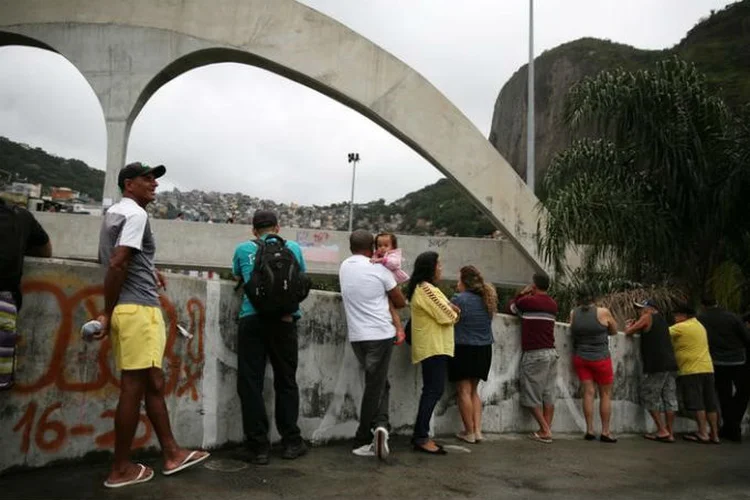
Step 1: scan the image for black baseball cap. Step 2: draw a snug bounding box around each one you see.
[118,162,166,191]
[252,209,278,229]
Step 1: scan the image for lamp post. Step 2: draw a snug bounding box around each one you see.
[526,0,535,193]
[347,152,360,232]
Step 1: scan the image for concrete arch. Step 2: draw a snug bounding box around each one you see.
[0,30,108,177]
[0,0,546,272]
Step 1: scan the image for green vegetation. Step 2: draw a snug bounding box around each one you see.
[540,57,750,313]
[394,179,495,237]
[0,136,104,200]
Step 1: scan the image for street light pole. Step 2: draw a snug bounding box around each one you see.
[347,152,360,232]
[526,0,535,193]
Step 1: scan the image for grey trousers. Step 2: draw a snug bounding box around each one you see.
[351,338,394,445]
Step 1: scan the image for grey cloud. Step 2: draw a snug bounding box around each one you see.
[0,0,731,205]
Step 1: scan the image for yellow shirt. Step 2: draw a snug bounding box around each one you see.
[669,317,714,375]
[410,282,458,364]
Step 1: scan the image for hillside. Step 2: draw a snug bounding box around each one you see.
[0,136,493,236]
[489,0,750,195]
[0,136,104,200]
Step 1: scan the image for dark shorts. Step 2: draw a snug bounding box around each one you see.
[678,373,718,412]
[448,344,492,382]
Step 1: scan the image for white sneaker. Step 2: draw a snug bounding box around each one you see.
[352,443,375,457]
[374,427,389,460]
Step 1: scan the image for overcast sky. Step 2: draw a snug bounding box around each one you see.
[0,0,731,205]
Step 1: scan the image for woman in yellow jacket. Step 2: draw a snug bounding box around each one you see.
[408,251,459,454]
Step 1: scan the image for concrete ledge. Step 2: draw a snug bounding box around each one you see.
[33,212,538,286]
[0,258,744,471]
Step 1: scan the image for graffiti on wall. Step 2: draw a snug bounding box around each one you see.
[6,276,205,457]
[296,230,340,264]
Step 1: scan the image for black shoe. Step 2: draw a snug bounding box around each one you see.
[244,447,270,465]
[282,441,308,460]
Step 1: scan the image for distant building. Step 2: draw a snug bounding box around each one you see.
[9,182,42,198]
[51,186,80,201]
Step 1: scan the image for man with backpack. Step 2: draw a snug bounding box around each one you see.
[232,209,311,465]
[0,197,52,390]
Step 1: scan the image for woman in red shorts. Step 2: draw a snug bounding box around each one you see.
[570,289,619,442]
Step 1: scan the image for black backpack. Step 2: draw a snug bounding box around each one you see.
[243,236,311,316]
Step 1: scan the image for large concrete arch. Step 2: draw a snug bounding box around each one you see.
[0,0,546,272]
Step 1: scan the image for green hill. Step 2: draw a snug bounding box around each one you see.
[0,136,104,200]
[490,0,750,191]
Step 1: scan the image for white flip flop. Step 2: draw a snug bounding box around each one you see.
[162,450,210,476]
[103,463,154,488]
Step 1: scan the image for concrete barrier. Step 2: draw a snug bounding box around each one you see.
[1,259,744,471]
[33,212,540,286]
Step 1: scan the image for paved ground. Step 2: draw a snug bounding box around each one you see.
[3,434,750,499]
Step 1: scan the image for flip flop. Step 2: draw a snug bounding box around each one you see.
[644,434,674,443]
[528,432,552,444]
[682,433,710,444]
[455,431,476,444]
[104,463,154,488]
[600,434,618,443]
[163,450,211,476]
[584,433,596,441]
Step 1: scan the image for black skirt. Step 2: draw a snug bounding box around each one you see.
[448,344,493,382]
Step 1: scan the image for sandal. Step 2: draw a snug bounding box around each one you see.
[600,434,618,443]
[528,432,552,444]
[455,431,476,444]
[682,432,710,444]
[413,443,447,455]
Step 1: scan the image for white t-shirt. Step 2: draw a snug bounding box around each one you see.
[339,254,398,342]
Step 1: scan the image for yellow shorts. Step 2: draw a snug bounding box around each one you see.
[111,304,166,371]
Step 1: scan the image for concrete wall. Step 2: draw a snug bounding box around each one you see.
[33,212,539,286]
[2,259,742,472]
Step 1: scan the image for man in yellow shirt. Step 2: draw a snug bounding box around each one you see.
[668,302,719,444]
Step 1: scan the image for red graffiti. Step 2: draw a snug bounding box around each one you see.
[95,409,153,450]
[15,279,205,399]
[12,401,154,453]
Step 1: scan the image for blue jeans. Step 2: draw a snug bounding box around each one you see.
[413,355,449,445]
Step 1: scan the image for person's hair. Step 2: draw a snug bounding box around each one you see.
[576,285,595,312]
[460,265,497,315]
[533,273,550,291]
[375,232,398,250]
[700,292,717,307]
[407,251,440,300]
[349,229,374,254]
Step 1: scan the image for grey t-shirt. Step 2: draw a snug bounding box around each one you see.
[98,197,160,307]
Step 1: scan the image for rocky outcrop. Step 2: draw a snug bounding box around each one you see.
[489,1,750,195]
[488,38,661,195]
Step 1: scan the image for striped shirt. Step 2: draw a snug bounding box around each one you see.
[510,293,558,351]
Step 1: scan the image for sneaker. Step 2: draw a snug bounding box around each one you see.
[282,441,308,460]
[374,427,389,460]
[352,443,375,457]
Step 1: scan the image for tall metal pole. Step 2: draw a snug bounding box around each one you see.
[526,0,535,193]
[347,153,359,232]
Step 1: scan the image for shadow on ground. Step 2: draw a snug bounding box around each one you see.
[3,434,750,499]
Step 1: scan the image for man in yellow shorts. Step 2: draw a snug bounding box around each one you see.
[97,162,209,488]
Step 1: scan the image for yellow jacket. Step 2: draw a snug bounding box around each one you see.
[410,282,458,364]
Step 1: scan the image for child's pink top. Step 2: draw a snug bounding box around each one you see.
[375,248,410,284]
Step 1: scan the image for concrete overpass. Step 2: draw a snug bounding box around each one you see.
[0,0,549,275]
[35,212,539,287]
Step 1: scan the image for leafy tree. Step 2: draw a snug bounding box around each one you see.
[539,57,750,307]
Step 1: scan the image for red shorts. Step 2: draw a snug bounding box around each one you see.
[573,355,613,385]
